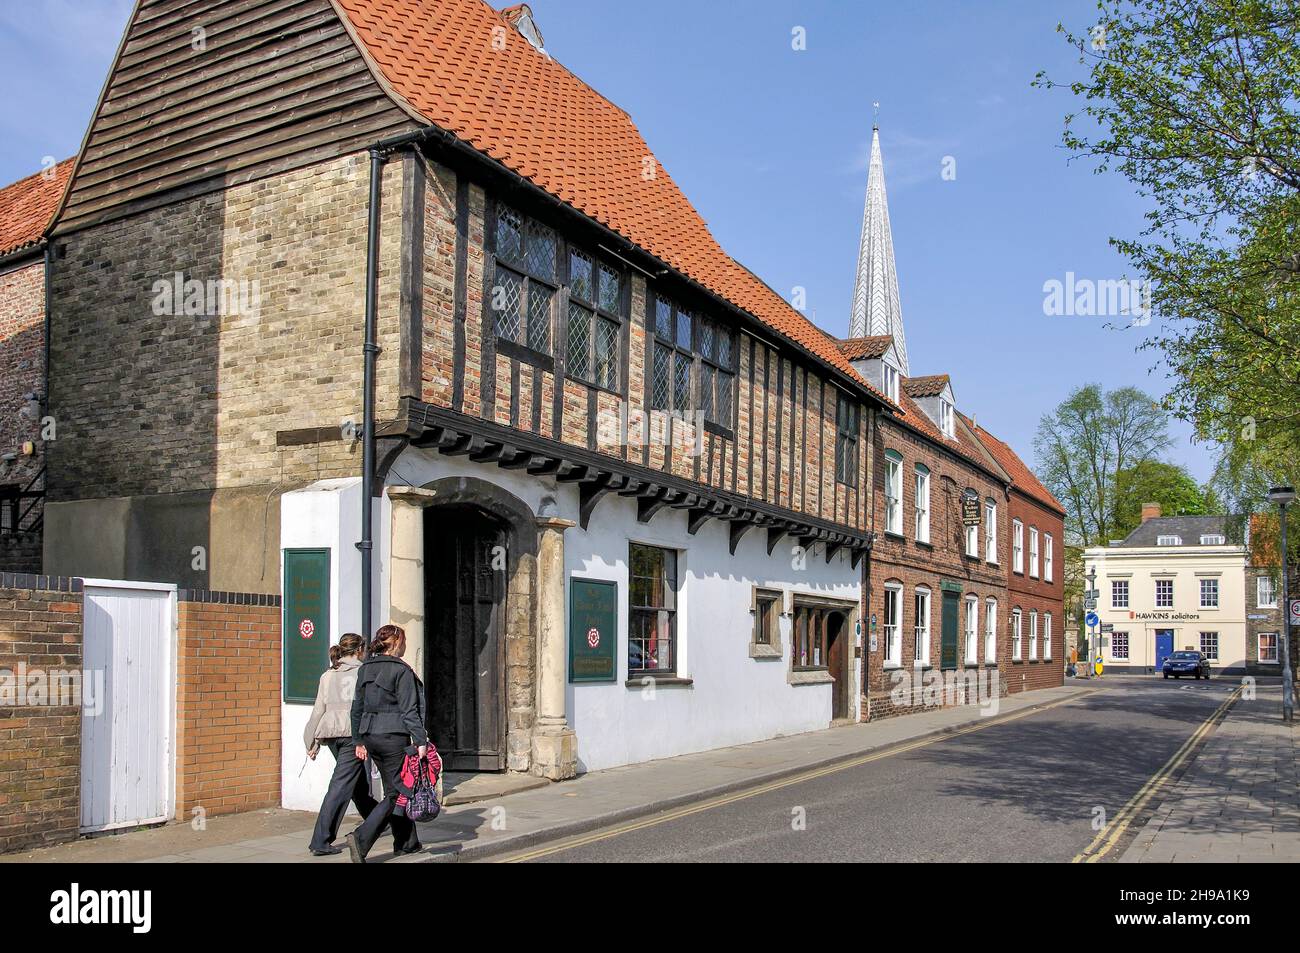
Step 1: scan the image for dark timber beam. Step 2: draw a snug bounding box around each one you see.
[525,456,561,476]
[579,473,615,530]
[638,488,673,523]
[687,506,713,535]
[825,539,846,563]
[767,526,788,556]
[499,449,536,469]
[556,463,589,483]
[440,433,477,456]
[851,547,867,570]
[468,440,506,463]
[729,520,756,555]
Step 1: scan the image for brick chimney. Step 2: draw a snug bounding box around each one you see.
[1141,502,1162,523]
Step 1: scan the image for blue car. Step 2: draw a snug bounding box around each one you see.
[1162,650,1211,679]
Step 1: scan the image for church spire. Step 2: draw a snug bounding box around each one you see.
[848,121,909,375]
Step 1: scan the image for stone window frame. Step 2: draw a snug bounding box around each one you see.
[1259,631,1280,664]
[1199,631,1219,661]
[1155,577,1174,608]
[788,593,857,687]
[1111,578,1130,609]
[1199,576,1220,609]
[750,586,783,659]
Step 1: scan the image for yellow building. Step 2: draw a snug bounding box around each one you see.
[1083,508,1248,674]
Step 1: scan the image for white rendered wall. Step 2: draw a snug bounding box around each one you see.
[390,446,862,775]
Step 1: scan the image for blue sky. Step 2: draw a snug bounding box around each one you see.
[0,0,1213,481]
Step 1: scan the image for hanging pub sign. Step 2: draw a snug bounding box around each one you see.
[961,492,982,527]
[283,548,330,704]
[569,578,617,683]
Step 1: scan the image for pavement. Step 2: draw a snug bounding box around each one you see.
[3,681,1090,864]
[1121,683,1300,864]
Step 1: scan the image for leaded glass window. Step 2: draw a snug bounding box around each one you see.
[565,246,625,390]
[491,202,557,355]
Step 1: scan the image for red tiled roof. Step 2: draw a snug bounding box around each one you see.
[966,418,1064,514]
[901,373,950,399]
[0,159,74,258]
[333,0,894,409]
[884,383,1003,479]
[837,335,894,361]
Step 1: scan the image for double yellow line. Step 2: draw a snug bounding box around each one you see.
[1073,684,1242,863]
[496,690,1092,863]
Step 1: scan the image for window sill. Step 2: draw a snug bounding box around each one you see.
[625,674,693,688]
[749,642,782,660]
[495,336,555,371]
[884,531,905,542]
[789,668,834,686]
[565,373,623,400]
[914,539,933,549]
[882,661,902,671]
[984,661,998,668]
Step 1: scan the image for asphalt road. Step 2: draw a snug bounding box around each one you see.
[502,677,1238,863]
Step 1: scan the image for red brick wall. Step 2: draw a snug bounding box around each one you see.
[864,417,1011,719]
[0,577,82,853]
[175,597,281,819]
[1006,491,1066,695]
[0,258,46,573]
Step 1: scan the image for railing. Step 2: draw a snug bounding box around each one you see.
[0,465,44,536]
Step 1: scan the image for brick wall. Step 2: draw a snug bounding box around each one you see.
[865,417,1011,720]
[175,593,281,819]
[0,258,46,573]
[1006,490,1066,696]
[0,575,82,853]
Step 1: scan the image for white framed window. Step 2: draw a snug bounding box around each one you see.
[1200,534,1225,545]
[914,465,930,543]
[1199,578,1219,609]
[1258,575,1278,608]
[1043,612,1053,660]
[913,587,931,665]
[1028,527,1039,578]
[1011,609,1022,660]
[964,595,978,664]
[1200,631,1219,662]
[1112,631,1129,661]
[939,398,954,437]
[984,499,997,562]
[883,583,902,666]
[965,519,979,558]
[1012,520,1023,573]
[1259,632,1280,664]
[1044,534,1054,582]
[884,451,903,536]
[1155,578,1174,608]
[1029,611,1038,660]
[1111,579,1129,609]
[882,362,900,404]
[984,598,997,663]
[1157,534,1182,546]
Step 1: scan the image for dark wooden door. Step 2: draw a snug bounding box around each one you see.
[827,612,847,719]
[426,507,507,771]
[940,590,960,671]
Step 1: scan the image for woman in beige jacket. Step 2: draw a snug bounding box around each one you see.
[305,634,378,856]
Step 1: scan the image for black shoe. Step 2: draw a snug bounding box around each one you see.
[394,843,424,856]
[345,832,367,864]
[310,844,344,856]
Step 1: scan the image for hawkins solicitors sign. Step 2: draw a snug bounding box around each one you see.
[1128,611,1203,622]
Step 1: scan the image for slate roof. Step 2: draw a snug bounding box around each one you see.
[0,159,74,259]
[334,0,894,408]
[1117,515,1231,548]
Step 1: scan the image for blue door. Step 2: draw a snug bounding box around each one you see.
[1155,630,1174,670]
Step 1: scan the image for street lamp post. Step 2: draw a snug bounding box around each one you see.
[1085,564,1098,679]
[1267,487,1296,723]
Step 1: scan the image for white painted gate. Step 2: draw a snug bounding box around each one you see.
[79,581,176,832]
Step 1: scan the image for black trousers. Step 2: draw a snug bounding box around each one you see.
[309,738,379,851]
[351,732,421,856]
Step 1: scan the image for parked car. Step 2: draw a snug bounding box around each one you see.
[1162,651,1211,680]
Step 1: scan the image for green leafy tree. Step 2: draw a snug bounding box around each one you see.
[1033,384,1172,545]
[1111,459,1218,539]
[1035,0,1300,516]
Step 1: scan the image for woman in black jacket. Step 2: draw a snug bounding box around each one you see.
[346,624,427,863]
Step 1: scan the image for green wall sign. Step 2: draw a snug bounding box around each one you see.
[569,578,617,683]
[283,548,330,704]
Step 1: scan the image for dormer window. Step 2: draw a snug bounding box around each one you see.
[1157,535,1182,546]
[938,398,954,438]
[1200,534,1225,545]
[882,362,900,404]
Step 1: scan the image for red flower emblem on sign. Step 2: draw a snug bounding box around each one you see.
[299,618,315,639]
[587,627,600,649]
